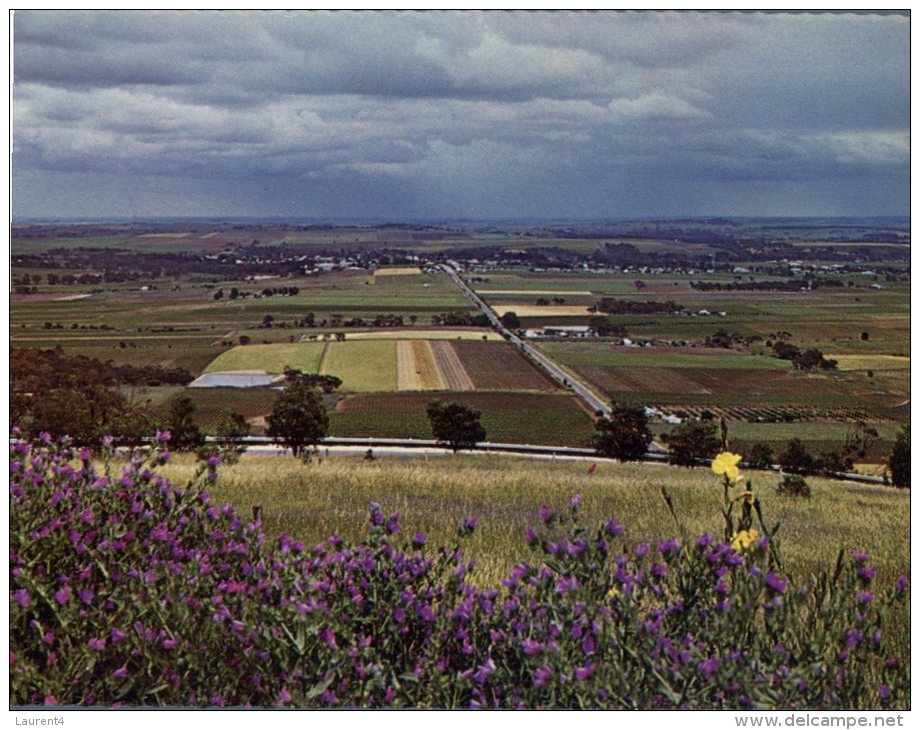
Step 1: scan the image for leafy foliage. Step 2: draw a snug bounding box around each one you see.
[165,396,205,451]
[266,379,329,456]
[426,401,487,453]
[745,442,774,471]
[779,438,815,476]
[9,434,909,709]
[591,403,652,460]
[888,425,910,489]
[777,474,812,499]
[667,421,720,467]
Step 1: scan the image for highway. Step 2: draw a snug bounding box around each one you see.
[441,262,613,418]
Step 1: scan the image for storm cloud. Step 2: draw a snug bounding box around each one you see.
[12,10,909,219]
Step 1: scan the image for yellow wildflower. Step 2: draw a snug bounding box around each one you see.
[607,586,620,600]
[731,528,758,552]
[711,451,743,481]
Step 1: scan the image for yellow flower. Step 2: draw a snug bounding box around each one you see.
[607,586,620,600]
[711,451,743,481]
[731,528,758,552]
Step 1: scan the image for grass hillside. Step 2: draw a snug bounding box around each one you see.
[160,453,909,592]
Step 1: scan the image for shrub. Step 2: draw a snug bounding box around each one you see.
[888,425,910,489]
[9,434,910,709]
[777,474,812,499]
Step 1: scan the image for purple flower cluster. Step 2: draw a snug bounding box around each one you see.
[9,436,910,710]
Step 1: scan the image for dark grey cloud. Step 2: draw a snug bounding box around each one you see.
[12,10,909,219]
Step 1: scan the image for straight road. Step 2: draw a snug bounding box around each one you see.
[442,262,611,417]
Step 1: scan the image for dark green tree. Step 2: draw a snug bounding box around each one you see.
[499,311,521,329]
[166,395,205,450]
[778,438,814,476]
[888,425,910,488]
[426,401,486,453]
[667,420,720,467]
[745,442,774,471]
[205,410,250,465]
[267,379,329,457]
[591,403,652,460]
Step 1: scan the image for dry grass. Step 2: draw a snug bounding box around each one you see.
[160,454,910,593]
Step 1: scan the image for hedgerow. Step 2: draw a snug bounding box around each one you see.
[9,433,909,709]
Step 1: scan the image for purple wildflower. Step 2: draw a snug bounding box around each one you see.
[412,532,427,548]
[54,587,69,605]
[697,656,720,680]
[534,666,553,687]
[695,533,713,549]
[539,505,553,524]
[568,493,581,510]
[880,685,891,700]
[604,518,624,537]
[844,629,863,649]
[525,527,537,546]
[155,429,171,443]
[857,565,877,584]
[12,589,30,608]
[764,571,788,595]
[574,663,595,681]
[851,549,870,564]
[87,638,106,651]
[113,666,129,679]
[895,575,909,593]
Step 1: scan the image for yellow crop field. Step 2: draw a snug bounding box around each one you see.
[492,304,592,317]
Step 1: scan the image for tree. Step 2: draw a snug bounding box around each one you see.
[500,311,521,329]
[888,425,910,488]
[588,315,627,338]
[426,401,486,453]
[166,395,205,450]
[746,442,774,470]
[267,379,329,457]
[778,438,814,476]
[209,410,250,465]
[591,403,652,460]
[667,420,720,467]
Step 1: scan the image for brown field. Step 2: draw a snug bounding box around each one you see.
[580,366,848,399]
[430,341,475,390]
[396,340,445,390]
[453,340,560,391]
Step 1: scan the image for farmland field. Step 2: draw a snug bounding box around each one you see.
[204,342,327,374]
[453,340,559,391]
[321,340,398,392]
[330,391,595,446]
[340,328,500,341]
[396,340,445,390]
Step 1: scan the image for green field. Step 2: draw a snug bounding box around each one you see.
[330,392,595,446]
[321,340,397,392]
[204,342,327,374]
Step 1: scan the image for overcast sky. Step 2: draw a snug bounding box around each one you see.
[12,10,910,221]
